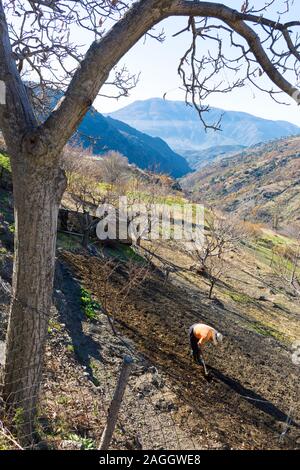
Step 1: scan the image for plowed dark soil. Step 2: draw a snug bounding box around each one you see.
[62,250,300,450]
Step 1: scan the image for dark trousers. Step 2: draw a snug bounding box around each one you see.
[189,325,201,364]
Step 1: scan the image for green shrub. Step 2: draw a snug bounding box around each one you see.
[66,433,96,450]
[66,344,75,353]
[0,154,11,172]
[80,287,101,320]
[8,223,15,233]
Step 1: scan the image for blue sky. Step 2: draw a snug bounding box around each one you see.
[95,1,299,126]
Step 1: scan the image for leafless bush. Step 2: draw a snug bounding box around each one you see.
[62,146,115,248]
[189,211,246,298]
[271,224,300,294]
[99,151,130,185]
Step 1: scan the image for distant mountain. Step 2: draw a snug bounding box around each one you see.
[181,136,300,226]
[108,98,300,157]
[75,108,191,177]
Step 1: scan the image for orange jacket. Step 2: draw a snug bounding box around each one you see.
[192,323,217,347]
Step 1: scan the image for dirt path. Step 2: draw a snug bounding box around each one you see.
[63,250,300,450]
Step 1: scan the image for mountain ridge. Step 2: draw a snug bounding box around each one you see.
[74,106,191,177]
[1,88,192,178]
[107,98,300,157]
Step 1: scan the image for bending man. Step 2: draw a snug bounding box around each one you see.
[189,323,223,376]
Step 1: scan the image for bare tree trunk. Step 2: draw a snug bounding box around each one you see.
[2,160,66,443]
[290,246,299,285]
[81,212,91,249]
[208,280,215,299]
[82,229,90,249]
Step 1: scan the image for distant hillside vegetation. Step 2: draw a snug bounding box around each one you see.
[181,136,300,227]
[184,145,245,170]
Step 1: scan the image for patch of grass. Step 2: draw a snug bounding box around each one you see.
[257,238,274,251]
[48,319,62,334]
[253,242,273,264]
[106,243,145,263]
[50,418,70,437]
[80,287,101,320]
[126,190,187,206]
[226,291,252,304]
[260,230,294,247]
[57,395,72,406]
[252,239,297,275]
[248,229,296,266]
[8,223,15,234]
[65,433,96,450]
[249,322,287,343]
[57,232,82,251]
[248,239,276,266]
[97,182,112,192]
[0,154,11,172]
[157,194,187,206]
[0,434,14,450]
[12,407,25,439]
[117,244,145,262]
[89,358,101,386]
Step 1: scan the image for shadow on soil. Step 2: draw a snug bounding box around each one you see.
[54,260,106,385]
[210,366,299,428]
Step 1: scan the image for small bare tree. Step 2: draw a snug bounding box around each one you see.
[69,176,102,249]
[63,148,116,248]
[100,152,130,185]
[286,225,300,288]
[124,173,173,244]
[271,224,300,294]
[190,211,244,298]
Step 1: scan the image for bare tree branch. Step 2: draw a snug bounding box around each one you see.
[40,0,300,146]
[0,1,36,149]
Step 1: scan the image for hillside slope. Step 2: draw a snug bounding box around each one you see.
[184,145,245,170]
[1,156,299,449]
[62,238,300,450]
[76,108,191,177]
[181,136,300,226]
[108,98,300,155]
